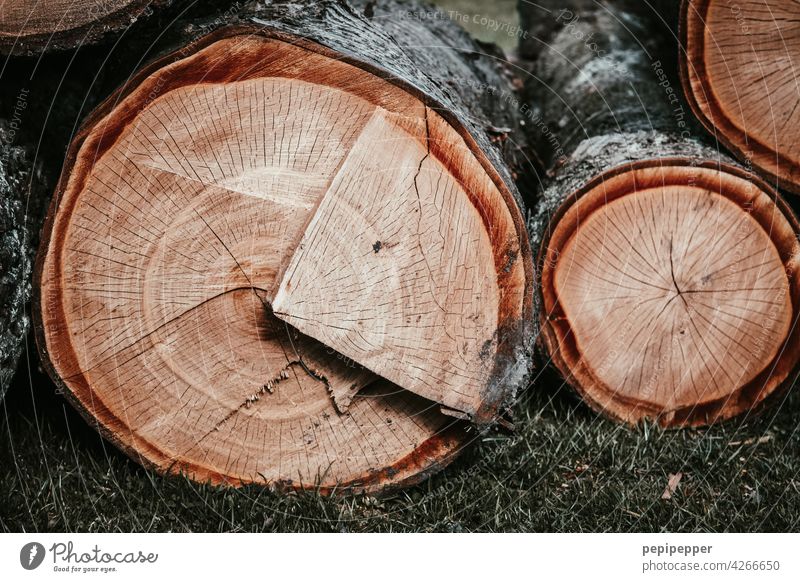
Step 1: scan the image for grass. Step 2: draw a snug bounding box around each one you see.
[1,0,798,535]
[3,336,799,533]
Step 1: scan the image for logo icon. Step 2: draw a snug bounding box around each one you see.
[20,542,46,570]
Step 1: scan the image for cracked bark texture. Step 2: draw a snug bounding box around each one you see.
[521,0,731,281]
[0,122,44,398]
[104,0,539,202]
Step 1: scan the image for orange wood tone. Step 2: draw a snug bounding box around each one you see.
[539,161,800,427]
[35,32,532,490]
[682,0,800,192]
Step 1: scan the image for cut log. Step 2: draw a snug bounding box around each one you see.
[521,1,800,427]
[681,0,800,194]
[34,1,534,492]
[0,0,170,55]
[0,119,44,399]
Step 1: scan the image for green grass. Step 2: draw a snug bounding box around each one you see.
[3,337,799,533]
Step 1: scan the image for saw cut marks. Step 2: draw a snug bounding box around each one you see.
[540,163,800,426]
[682,0,800,192]
[36,33,531,490]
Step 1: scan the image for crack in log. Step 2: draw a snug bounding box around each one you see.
[411,106,458,336]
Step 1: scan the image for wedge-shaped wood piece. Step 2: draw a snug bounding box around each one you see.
[272,106,526,420]
[35,20,533,491]
[681,0,800,193]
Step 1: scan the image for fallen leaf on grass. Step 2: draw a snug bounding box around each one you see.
[728,435,772,447]
[661,472,683,500]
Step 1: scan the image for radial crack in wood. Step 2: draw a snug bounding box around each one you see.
[271,104,525,420]
[682,0,800,193]
[539,163,800,426]
[35,28,531,490]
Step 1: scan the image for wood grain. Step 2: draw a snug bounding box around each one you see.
[0,0,166,54]
[35,30,531,490]
[539,163,800,426]
[682,0,800,193]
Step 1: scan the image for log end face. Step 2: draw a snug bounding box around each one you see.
[0,0,167,55]
[682,0,800,193]
[539,161,800,427]
[34,30,532,491]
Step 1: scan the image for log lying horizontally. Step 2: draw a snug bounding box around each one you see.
[681,0,800,194]
[34,0,534,492]
[0,0,171,55]
[521,1,800,427]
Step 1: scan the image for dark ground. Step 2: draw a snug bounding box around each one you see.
[3,334,799,533]
[2,0,799,533]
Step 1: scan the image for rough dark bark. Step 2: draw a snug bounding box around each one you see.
[518,0,679,61]
[519,1,800,427]
[0,120,45,399]
[33,0,536,492]
[0,0,172,56]
[96,0,539,200]
[522,0,723,281]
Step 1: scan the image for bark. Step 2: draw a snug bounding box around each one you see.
[518,0,679,61]
[0,121,45,398]
[95,0,539,199]
[519,1,800,427]
[33,0,536,492]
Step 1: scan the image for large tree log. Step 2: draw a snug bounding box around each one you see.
[0,0,171,56]
[521,1,800,427]
[680,0,800,194]
[34,0,535,492]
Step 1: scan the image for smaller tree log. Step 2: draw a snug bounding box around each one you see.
[0,0,170,56]
[521,1,800,427]
[681,0,800,194]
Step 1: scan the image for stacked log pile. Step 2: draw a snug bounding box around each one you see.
[0,0,797,492]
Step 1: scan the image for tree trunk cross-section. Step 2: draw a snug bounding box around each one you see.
[681,0,800,193]
[540,161,800,426]
[0,0,169,55]
[522,1,800,427]
[35,4,534,492]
